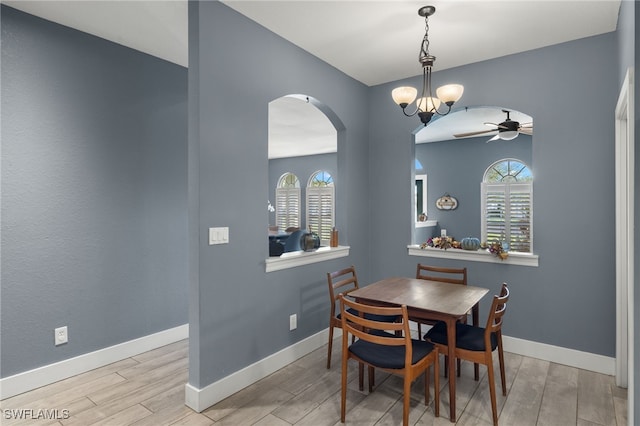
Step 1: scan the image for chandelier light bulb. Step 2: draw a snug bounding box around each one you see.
[392,86,418,108]
[436,84,464,105]
[417,96,441,113]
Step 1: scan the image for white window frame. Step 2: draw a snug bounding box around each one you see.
[481,174,533,253]
[306,186,335,244]
[275,173,300,230]
[306,171,335,245]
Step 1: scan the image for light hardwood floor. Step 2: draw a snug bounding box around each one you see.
[0,338,627,425]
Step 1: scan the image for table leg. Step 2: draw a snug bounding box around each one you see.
[446,319,456,422]
[472,302,480,380]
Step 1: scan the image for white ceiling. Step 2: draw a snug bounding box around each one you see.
[268,96,336,159]
[2,0,621,151]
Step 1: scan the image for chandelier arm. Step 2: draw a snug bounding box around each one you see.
[433,102,454,117]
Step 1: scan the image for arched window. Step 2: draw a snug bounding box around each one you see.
[481,159,533,253]
[275,172,300,230]
[306,170,335,243]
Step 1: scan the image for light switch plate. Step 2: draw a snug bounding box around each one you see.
[209,227,229,245]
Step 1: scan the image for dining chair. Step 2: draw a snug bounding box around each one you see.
[425,283,510,426]
[339,294,440,426]
[415,264,468,333]
[325,265,397,369]
[415,264,468,376]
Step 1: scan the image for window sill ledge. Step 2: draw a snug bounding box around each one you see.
[266,245,350,272]
[416,219,437,228]
[407,245,539,267]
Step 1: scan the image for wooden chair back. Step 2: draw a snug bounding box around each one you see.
[340,295,409,348]
[485,283,509,336]
[325,265,360,369]
[416,264,467,286]
[327,265,359,318]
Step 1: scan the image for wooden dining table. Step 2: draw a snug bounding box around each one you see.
[349,276,489,422]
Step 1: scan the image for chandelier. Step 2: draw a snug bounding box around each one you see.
[391,6,464,126]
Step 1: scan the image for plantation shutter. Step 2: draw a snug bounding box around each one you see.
[275,187,300,230]
[481,182,532,252]
[306,186,335,243]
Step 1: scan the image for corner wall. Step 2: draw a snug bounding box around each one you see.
[1,6,188,377]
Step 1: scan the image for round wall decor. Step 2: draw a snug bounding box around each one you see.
[436,193,458,210]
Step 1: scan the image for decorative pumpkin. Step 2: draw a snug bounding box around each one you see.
[460,237,481,251]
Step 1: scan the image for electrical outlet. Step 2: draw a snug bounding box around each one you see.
[55,326,68,346]
[289,314,297,331]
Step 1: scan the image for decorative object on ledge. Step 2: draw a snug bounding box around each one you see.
[421,236,460,250]
[488,241,509,260]
[391,5,464,126]
[330,227,339,247]
[436,193,458,210]
[303,227,321,252]
[418,212,428,222]
[408,245,538,267]
[460,237,481,251]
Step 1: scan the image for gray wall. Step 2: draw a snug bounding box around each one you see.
[369,32,619,357]
[2,0,637,411]
[1,6,188,377]
[188,2,370,389]
[415,134,532,243]
[268,153,337,230]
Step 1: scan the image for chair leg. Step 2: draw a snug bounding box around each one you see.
[424,366,430,405]
[368,365,375,393]
[341,353,348,422]
[457,358,462,377]
[327,324,334,369]
[443,355,449,378]
[418,322,422,339]
[358,362,364,391]
[498,338,507,395]
[403,376,411,426]
[486,355,499,426]
[434,353,440,417]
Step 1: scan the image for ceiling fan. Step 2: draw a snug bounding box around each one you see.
[454,109,533,142]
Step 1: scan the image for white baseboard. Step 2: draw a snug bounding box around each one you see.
[185,328,332,412]
[503,335,615,375]
[1,322,614,408]
[186,327,616,413]
[0,324,189,400]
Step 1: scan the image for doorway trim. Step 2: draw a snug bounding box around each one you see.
[615,67,634,422]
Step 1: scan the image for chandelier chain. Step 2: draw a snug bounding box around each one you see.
[420,16,430,63]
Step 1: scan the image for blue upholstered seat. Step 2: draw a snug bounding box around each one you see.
[349,336,435,369]
[425,321,498,352]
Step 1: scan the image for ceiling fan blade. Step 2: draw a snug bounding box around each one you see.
[519,122,533,127]
[519,127,533,135]
[485,122,509,130]
[486,134,501,143]
[454,128,496,138]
